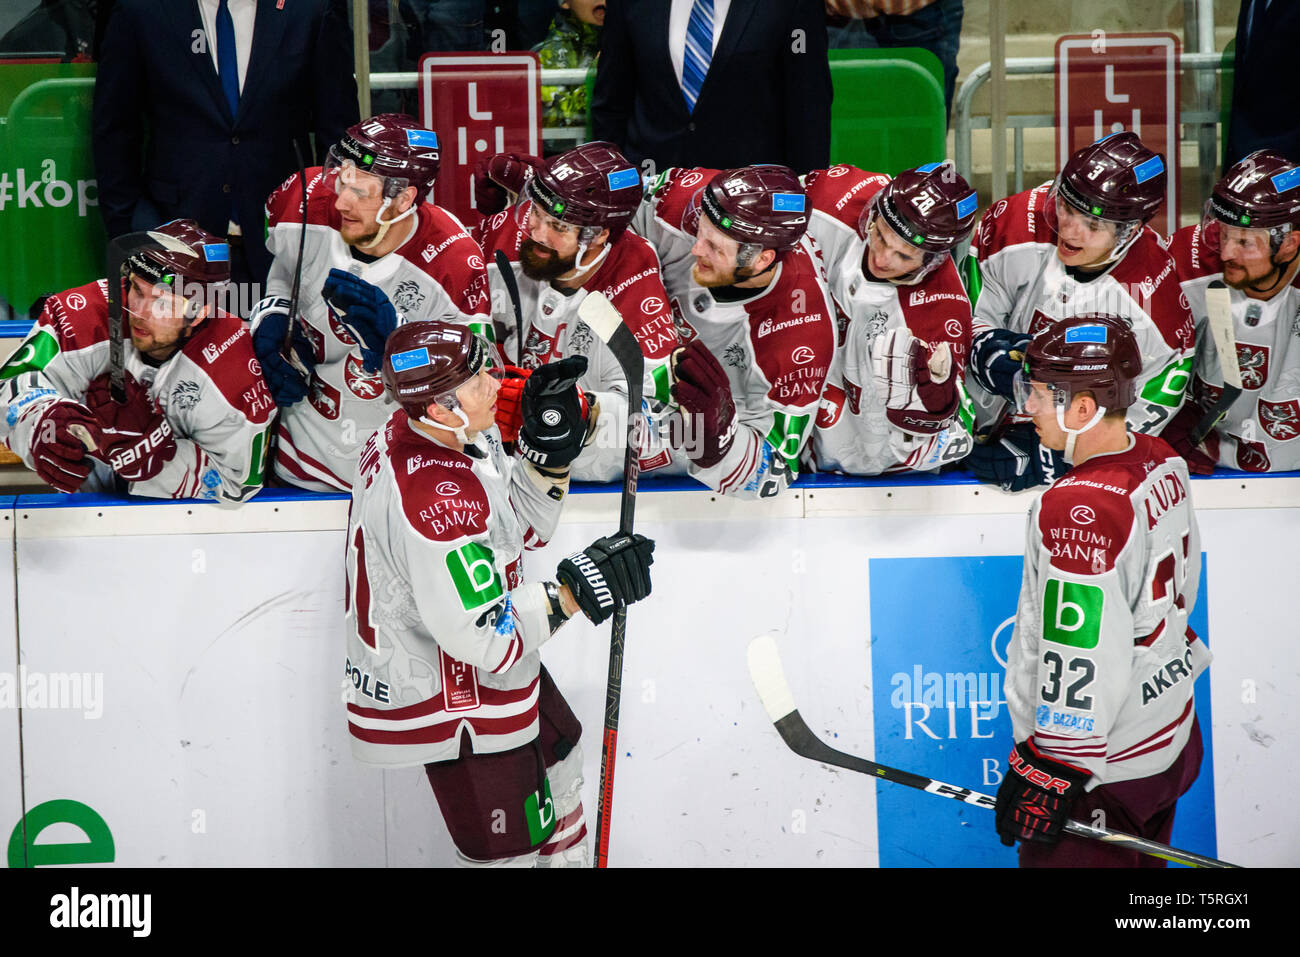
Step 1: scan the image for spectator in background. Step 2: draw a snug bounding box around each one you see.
[824,0,963,122]
[1226,0,1300,166]
[592,0,831,175]
[534,0,603,129]
[92,0,358,291]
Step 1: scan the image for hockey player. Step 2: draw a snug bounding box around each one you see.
[474,141,680,482]
[1164,150,1300,473]
[252,113,492,491]
[633,164,837,498]
[345,320,654,867]
[802,162,979,475]
[964,131,1196,491]
[996,314,1208,867]
[0,220,275,502]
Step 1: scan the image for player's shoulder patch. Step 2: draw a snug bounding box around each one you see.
[1038,466,1138,575]
[388,433,491,543]
[1111,234,1194,350]
[748,243,837,406]
[589,232,679,359]
[265,166,334,228]
[37,280,110,352]
[897,257,973,341]
[1167,223,1222,283]
[803,165,891,231]
[473,206,523,260]
[650,167,719,233]
[181,312,276,422]
[974,184,1054,258]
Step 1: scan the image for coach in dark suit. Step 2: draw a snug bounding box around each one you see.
[1226,0,1300,167]
[592,0,832,175]
[92,0,358,288]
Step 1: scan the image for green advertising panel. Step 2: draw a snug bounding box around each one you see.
[0,61,105,316]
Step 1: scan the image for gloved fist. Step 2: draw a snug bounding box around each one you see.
[966,423,1066,491]
[872,327,959,434]
[1161,401,1220,476]
[556,532,656,625]
[517,356,591,471]
[971,328,1033,400]
[250,296,315,406]
[321,268,398,373]
[473,152,544,215]
[494,365,531,444]
[994,738,1090,847]
[85,372,178,483]
[30,399,100,492]
[670,340,737,468]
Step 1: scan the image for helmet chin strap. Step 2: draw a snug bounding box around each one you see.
[420,405,476,445]
[357,196,418,251]
[559,239,610,282]
[1056,401,1107,464]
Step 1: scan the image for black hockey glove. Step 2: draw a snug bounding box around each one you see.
[517,356,590,471]
[556,533,656,625]
[250,297,315,407]
[966,423,1066,491]
[994,738,1090,847]
[970,328,1033,400]
[321,268,398,373]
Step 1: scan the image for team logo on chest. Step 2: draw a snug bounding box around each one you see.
[1259,397,1300,441]
[1235,438,1271,472]
[308,375,342,420]
[298,320,326,363]
[327,305,356,345]
[1235,343,1269,391]
[391,280,425,315]
[171,380,202,411]
[722,342,748,370]
[568,320,594,358]
[344,354,386,399]
[1028,309,1056,338]
[521,326,562,370]
[861,308,890,344]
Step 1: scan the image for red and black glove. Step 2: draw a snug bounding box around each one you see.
[85,372,179,483]
[473,152,544,216]
[994,738,1091,847]
[670,340,737,469]
[495,365,531,444]
[517,356,591,472]
[1161,402,1221,476]
[29,399,101,492]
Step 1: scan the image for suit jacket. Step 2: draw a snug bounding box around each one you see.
[592,0,831,175]
[92,0,358,283]
[1227,0,1300,166]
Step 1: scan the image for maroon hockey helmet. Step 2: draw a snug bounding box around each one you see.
[126,219,231,291]
[689,165,809,255]
[1052,131,1167,226]
[327,113,442,199]
[859,161,979,282]
[1202,150,1300,255]
[382,320,492,417]
[522,141,643,241]
[1017,314,1143,414]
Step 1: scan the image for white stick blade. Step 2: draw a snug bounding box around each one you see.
[577,291,624,345]
[746,633,797,723]
[1204,281,1242,389]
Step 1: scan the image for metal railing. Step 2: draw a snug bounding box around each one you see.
[952,50,1224,195]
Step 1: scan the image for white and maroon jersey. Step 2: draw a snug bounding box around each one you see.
[344,411,566,768]
[802,165,976,475]
[474,208,680,482]
[263,168,492,491]
[0,280,275,502]
[1169,223,1300,471]
[633,167,838,498]
[1006,432,1210,788]
[967,184,1196,438]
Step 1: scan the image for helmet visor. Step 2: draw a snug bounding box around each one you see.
[1013,370,1065,418]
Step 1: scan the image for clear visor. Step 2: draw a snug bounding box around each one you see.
[860,201,948,283]
[323,147,407,202]
[1012,371,1066,417]
[515,190,583,242]
[1202,198,1287,258]
[434,345,503,410]
[1045,185,1140,257]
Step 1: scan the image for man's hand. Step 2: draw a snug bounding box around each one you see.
[994,739,1090,847]
[966,423,1066,491]
[250,296,315,406]
[30,399,101,492]
[971,328,1033,400]
[85,372,178,483]
[671,340,737,468]
[517,356,591,471]
[556,533,656,625]
[1161,401,1220,475]
[321,269,398,373]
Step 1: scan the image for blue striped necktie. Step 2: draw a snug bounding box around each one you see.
[217,0,240,116]
[681,0,714,112]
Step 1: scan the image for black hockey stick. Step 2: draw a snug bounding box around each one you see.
[493,249,525,366]
[576,291,645,869]
[280,140,312,378]
[746,634,1239,869]
[1189,279,1242,447]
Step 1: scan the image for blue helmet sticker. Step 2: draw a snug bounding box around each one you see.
[391,347,432,372]
[1134,155,1165,184]
[916,162,944,174]
[1270,167,1300,194]
[956,191,979,219]
[1064,325,1109,344]
[405,129,439,150]
[772,192,806,213]
[1094,131,1122,144]
[607,167,640,191]
[202,243,230,263]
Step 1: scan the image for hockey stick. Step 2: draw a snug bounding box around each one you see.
[493,249,525,366]
[280,140,312,378]
[576,291,645,869]
[746,634,1239,869]
[1189,279,1242,446]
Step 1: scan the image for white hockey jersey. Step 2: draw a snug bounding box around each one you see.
[967,184,1196,437]
[473,208,681,482]
[803,165,976,475]
[0,280,276,502]
[634,167,838,498]
[1006,432,1210,788]
[264,168,493,491]
[344,411,566,768]
[1169,223,1300,471]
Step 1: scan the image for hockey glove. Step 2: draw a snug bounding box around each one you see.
[473,151,544,215]
[29,399,101,492]
[250,296,315,407]
[556,533,656,625]
[970,328,1033,400]
[994,738,1090,847]
[670,340,737,469]
[1160,402,1220,476]
[494,365,531,444]
[321,268,398,373]
[872,327,959,434]
[517,356,591,471]
[966,423,1066,492]
[85,372,178,483]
